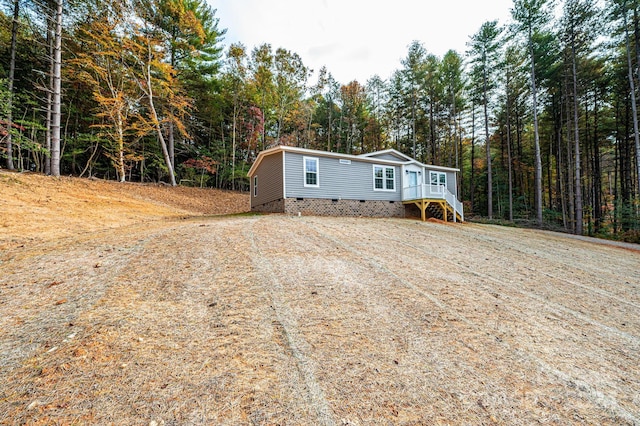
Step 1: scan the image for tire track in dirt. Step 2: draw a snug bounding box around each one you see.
[246,219,336,426]
[3,213,639,424]
[0,223,169,372]
[284,216,600,422]
[360,222,640,419]
[1,217,317,424]
[366,222,640,344]
[384,220,640,334]
[0,223,205,424]
[425,222,640,302]
[247,216,515,423]
[297,216,640,425]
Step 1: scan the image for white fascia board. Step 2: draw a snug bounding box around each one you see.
[282,150,287,198]
[359,148,414,162]
[280,146,401,166]
[247,145,283,176]
[248,145,460,177]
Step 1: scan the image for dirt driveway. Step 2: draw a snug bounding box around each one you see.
[1,204,639,424]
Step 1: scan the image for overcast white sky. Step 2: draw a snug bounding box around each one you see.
[213,0,515,85]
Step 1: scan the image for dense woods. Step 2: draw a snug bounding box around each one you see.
[1,0,639,240]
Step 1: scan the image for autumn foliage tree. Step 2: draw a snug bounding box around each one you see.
[70,2,136,182]
[1,0,640,239]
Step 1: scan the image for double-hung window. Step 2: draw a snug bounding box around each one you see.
[304,156,319,187]
[430,171,446,187]
[373,165,395,191]
[253,176,258,197]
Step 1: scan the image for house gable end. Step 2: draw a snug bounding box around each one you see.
[359,149,414,162]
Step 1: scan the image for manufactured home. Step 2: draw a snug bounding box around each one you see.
[247,146,463,222]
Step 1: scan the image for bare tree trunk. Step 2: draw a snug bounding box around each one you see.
[306,104,313,149]
[276,111,283,144]
[566,112,575,232]
[530,27,544,226]
[131,30,177,186]
[506,79,514,221]
[232,103,237,190]
[483,68,493,219]
[326,98,332,151]
[632,8,640,204]
[623,1,640,200]
[260,95,267,151]
[168,123,175,170]
[337,109,343,152]
[429,101,436,164]
[146,67,176,186]
[140,140,145,182]
[470,102,476,213]
[571,34,583,235]
[412,94,417,158]
[5,0,19,170]
[593,89,602,233]
[50,0,63,177]
[117,112,125,182]
[168,50,176,171]
[79,142,99,178]
[44,18,53,175]
[453,97,458,169]
[557,130,568,229]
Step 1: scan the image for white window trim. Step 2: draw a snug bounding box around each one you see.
[303,156,319,188]
[253,176,258,197]
[429,171,447,187]
[373,165,396,191]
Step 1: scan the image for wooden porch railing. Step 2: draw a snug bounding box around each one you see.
[402,184,464,222]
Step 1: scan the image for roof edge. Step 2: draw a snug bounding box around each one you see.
[247,145,459,176]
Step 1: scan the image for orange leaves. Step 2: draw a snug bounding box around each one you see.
[182,156,218,174]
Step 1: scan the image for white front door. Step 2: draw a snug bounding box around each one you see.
[408,171,418,199]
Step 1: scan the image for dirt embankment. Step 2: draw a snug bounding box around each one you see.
[0,170,249,247]
[1,170,639,425]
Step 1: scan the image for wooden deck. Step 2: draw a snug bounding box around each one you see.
[403,198,463,222]
[402,185,464,222]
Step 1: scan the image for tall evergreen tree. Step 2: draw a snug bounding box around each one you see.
[511,0,554,225]
[441,49,465,169]
[469,20,502,219]
[560,0,599,234]
[401,41,427,158]
[4,0,17,170]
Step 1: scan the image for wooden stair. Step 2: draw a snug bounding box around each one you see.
[403,199,463,222]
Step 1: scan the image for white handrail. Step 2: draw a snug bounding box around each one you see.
[403,184,464,221]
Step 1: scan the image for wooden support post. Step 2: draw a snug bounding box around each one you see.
[403,198,462,223]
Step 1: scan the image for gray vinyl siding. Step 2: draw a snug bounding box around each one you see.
[444,171,456,194]
[284,152,401,201]
[251,151,284,208]
[448,172,457,196]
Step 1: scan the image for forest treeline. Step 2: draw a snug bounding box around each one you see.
[1,0,639,241]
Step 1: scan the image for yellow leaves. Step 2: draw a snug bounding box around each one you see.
[66,0,197,178]
[183,10,206,44]
[130,117,155,138]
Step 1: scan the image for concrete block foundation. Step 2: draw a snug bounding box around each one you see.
[252,197,405,218]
